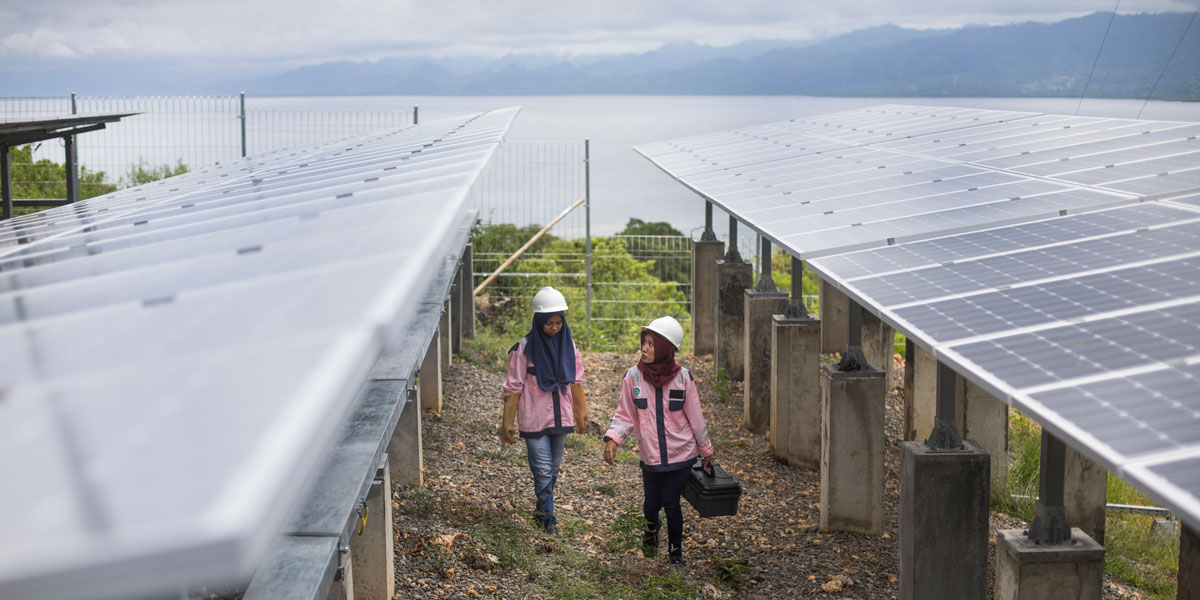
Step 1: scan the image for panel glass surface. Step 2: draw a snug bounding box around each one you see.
[0,107,517,600]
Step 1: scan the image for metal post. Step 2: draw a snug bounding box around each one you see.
[1,146,11,220]
[725,216,742,262]
[239,92,247,158]
[67,91,78,204]
[754,235,777,292]
[837,298,870,371]
[701,201,717,242]
[784,256,810,319]
[584,138,592,326]
[64,134,78,204]
[926,361,964,450]
[1028,431,1072,545]
[413,105,419,125]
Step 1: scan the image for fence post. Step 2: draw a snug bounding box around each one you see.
[584,138,592,327]
[240,92,247,157]
[66,92,78,203]
[413,105,419,125]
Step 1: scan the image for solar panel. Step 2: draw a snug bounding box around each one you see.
[640,104,1200,532]
[0,107,517,600]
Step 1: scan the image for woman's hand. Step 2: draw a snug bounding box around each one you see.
[603,439,618,465]
[702,454,714,469]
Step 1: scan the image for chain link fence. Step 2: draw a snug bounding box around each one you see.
[467,140,695,353]
[0,94,413,201]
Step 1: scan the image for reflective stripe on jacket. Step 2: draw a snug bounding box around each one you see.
[604,365,713,471]
[502,337,584,438]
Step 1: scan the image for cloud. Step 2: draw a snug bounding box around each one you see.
[0,0,1194,67]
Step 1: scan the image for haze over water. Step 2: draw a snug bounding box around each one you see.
[255,95,1200,237]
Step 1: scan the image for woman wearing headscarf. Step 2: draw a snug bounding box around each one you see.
[603,316,714,565]
[500,286,587,535]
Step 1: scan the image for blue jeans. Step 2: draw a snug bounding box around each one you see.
[525,434,567,525]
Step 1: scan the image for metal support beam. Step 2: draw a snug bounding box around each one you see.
[64,134,78,204]
[784,256,810,319]
[836,298,870,371]
[2,145,11,221]
[584,138,593,326]
[239,92,247,158]
[925,361,964,450]
[1028,431,1072,545]
[701,201,717,242]
[754,236,777,292]
[724,216,743,262]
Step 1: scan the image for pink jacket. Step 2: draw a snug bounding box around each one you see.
[604,365,713,471]
[502,337,584,438]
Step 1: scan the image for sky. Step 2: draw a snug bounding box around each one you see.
[2,0,1195,79]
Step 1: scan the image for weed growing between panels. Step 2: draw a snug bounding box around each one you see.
[996,409,1181,599]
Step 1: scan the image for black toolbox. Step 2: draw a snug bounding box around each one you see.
[683,462,741,517]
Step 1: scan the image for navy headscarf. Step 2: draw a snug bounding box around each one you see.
[524,311,577,393]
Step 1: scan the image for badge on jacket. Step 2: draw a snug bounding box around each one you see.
[633,386,642,397]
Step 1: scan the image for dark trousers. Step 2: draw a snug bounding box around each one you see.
[642,467,690,557]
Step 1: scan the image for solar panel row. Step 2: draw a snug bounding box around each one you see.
[637,104,1200,533]
[0,107,517,599]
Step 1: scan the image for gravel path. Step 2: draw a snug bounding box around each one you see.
[391,351,1146,599]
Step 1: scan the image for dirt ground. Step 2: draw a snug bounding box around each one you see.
[389,351,1146,599]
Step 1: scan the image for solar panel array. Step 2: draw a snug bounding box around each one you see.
[0,107,516,599]
[637,105,1198,259]
[638,105,1200,532]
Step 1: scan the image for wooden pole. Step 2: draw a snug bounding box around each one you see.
[474,196,585,296]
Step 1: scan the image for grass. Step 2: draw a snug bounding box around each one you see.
[594,482,617,496]
[713,367,731,403]
[711,556,750,591]
[995,408,1180,599]
[608,504,647,553]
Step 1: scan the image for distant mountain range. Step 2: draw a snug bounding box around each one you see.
[7,12,1198,99]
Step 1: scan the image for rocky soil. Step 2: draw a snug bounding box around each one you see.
[389,351,1147,599]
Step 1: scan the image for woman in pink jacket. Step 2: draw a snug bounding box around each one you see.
[500,287,587,535]
[604,316,714,564]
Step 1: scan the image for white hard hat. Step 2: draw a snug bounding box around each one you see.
[532,286,568,313]
[642,316,683,350]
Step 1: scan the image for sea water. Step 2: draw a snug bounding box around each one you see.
[246,95,1200,237]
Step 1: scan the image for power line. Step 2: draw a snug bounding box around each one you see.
[1136,2,1200,119]
[1076,0,1122,117]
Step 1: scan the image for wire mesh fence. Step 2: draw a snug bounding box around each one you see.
[467,140,698,352]
[0,94,414,202]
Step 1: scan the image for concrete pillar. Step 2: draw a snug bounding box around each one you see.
[715,260,752,380]
[389,387,423,487]
[820,364,886,534]
[440,301,452,374]
[460,245,475,340]
[744,289,788,434]
[350,458,395,600]
[770,314,821,468]
[1181,523,1199,600]
[419,334,442,413]
[956,375,1009,493]
[904,343,938,441]
[819,278,848,354]
[861,310,896,390]
[1065,446,1107,545]
[995,528,1104,600]
[691,239,724,355]
[450,279,463,354]
[326,548,354,600]
[899,440,990,599]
